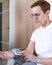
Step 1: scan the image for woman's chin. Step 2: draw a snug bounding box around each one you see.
[34,21,40,24]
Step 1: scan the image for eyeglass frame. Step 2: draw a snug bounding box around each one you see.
[30,13,41,19]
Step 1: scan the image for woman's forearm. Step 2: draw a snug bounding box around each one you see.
[37,57,52,65]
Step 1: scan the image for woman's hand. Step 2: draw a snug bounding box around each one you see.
[2,51,14,59]
[22,50,38,63]
[0,51,2,58]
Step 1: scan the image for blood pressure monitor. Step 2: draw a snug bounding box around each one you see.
[11,49,22,59]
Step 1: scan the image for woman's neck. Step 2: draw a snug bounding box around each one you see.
[42,18,51,28]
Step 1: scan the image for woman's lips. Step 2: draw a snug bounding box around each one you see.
[34,21,40,23]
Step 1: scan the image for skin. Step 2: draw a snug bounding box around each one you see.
[30,6,51,28]
[1,6,52,65]
[1,51,14,59]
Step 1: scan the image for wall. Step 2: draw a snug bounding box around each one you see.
[0,0,9,50]
[15,0,39,49]
[1,0,15,50]
[9,0,15,50]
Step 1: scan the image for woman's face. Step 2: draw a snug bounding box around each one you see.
[30,6,49,26]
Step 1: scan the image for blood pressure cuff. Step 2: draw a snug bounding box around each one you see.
[13,54,22,59]
[11,49,22,59]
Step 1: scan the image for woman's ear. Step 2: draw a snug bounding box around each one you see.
[46,10,50,15]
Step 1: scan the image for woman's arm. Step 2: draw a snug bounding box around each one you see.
[22,41,52,65]
[26,40,35,54]
[23,51,52,65]
[37,57,52,65]
[0,51,2,58]
[22,40,36,61]
[2,51,14,59]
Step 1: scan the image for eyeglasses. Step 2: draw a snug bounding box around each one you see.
[30,13,41,19]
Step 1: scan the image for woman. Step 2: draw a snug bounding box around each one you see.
[1,0,52,65]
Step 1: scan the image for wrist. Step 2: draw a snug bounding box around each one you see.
[36,58,41,63]
[11,49,22,59]
[10,51,15,59]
